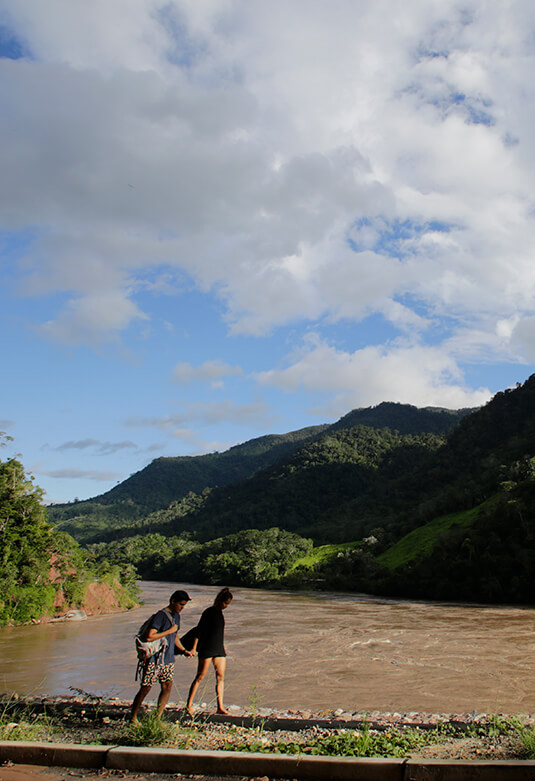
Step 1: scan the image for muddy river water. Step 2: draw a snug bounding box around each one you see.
[1,581,534,714]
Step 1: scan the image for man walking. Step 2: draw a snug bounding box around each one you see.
[131,589,195,723]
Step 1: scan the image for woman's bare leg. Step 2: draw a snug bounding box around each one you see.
[186,657,211,715]
[213,657,228,714]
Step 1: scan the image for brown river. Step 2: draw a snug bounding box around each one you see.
[1,581,534,714]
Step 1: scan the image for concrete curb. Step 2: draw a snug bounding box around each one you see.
[107,745,404,779]
[0,741,109,769]
[2,742,535,780]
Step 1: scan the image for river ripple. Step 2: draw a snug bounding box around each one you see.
[1,581,534,713]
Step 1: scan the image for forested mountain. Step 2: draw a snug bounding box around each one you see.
[330,402,471,435]
[45,378,535,605]
[94,426,447,546]
[15,378,535,617]
[85,375,535,605]
[47,424,329,537]
[48,402,470,543]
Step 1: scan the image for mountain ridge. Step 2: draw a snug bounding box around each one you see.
[48,402,472,539]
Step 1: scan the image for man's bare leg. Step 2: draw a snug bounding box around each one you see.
[157,680,173,718]
[131,684,152,723]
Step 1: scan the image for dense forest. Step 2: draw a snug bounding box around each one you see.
[48,403,468,543]
[0,435,138,625]
[48,377,535,605]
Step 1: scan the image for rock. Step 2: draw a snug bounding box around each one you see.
[65,609,88,621]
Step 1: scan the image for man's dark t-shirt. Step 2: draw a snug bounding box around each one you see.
[150,608,180,665]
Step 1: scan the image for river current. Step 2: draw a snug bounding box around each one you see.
[1,581,534,713]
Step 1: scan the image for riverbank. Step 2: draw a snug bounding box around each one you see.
[2,579,138,627]
[2,695,535,760]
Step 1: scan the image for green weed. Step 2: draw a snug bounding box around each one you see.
[518,727,535,758]
[122,711,178,747]
[226,723,446,758]
[0,698,57,742]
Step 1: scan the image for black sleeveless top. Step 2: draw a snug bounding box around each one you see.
[196,606,226,658]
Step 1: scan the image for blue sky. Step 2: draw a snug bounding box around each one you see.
[2,0,535,504]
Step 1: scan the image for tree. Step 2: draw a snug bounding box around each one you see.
[0,441,137,624]
[0,451,56,623]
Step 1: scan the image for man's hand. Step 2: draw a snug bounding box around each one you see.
[147,624,178,641]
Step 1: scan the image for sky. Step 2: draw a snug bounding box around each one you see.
[2,0,535,505]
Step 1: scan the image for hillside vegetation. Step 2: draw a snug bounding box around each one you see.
[49,402,467,544]
[0,437,137,626]
[57,377,535,604]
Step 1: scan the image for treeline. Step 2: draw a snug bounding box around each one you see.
[88,527,313,588]
[0,439,138,626]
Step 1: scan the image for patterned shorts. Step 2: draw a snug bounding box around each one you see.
[141,660,175,687]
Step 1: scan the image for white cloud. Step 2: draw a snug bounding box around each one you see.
[37,467,122,482]
[256,336,491,414]
[0,0,169,71]
[126,398,275,431]
[125,413,188,431]
[38,292,147,345]
[186,399,275,426]
[54,439,137,454]
[2,0,535,385]
[510,316,535,362]
[172,360,243,385]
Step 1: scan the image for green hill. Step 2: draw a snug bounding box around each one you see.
[84,374,535,604]
[330,402,471,435]
[47,424,328,539]
[376,501,492,571]
[49,402,469,544]
[81,426,448,545]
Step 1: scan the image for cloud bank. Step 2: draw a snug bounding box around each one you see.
[3,0,535,412]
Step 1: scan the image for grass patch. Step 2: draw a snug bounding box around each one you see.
[0,701,58,742]
[122,712,178,747]
[224,717,535,759]
[225,723,456,757]
[377,499,495,571]
[291,541,363,571]
[119,711,207,749]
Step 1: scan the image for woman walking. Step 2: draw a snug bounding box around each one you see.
[185,587,233,715]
